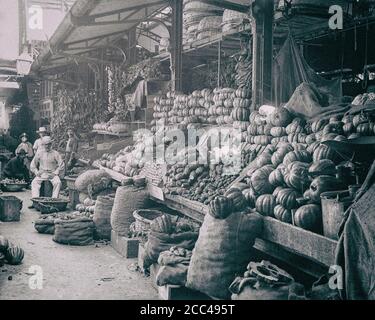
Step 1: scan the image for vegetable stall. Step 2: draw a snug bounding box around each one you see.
[17,0,375,300]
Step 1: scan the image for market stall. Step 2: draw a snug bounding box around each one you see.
[6,0,374,301]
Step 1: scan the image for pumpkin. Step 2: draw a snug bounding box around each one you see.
[353,113,369,127]
[151,215,174,234]
[0,236,9,253]
[270,127,287,137]
[224,188,247,212]
[253,135,272,146]
[313,144,339,163]
[269,169,285,187]
[209,196,233,219]
[356,122,374,136]
[243,188,257,208]
[286,123,304,135]
[256,194,276,217]
[309,159,336,177]
[264,124,273,136]
[274,205,293,224]
[271,146,293,167]
[276,188,300,210]
[247,124,258,135]
[273,186,284,198]
[5,245,24,265]
[320,133,338,142]
[283,150,312,166]
[231,107,251,121]
[257,152,273,167]
[322,122,344,135]
[231,182,249,191]
[305,134,316,144]
[307,141,320,154]
[270,108,293,127]
[311,119,328,133]
[233,98,251,109]
[236,88,251,99]
[251,165,275,195]
[334,135,347,141]
[294,204,322,232]
[343,123,355,135]
[284,164,310,191]
[309,176,341,204]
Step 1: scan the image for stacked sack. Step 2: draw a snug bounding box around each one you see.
[197,15,223,40]
[222,9,251,33]
[183,0,224,43]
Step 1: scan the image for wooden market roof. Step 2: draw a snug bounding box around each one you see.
[31,0,171,74]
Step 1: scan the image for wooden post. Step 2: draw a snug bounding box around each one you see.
[128,28,137,65]
[171,0,183,92]
[251,0,274,109]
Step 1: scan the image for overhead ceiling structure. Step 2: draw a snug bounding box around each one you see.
[31,0,171,75]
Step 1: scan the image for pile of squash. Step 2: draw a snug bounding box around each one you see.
[150,87,252,132]
[0,235,24,266]
[237,106,362,234]
[95,131,153,177]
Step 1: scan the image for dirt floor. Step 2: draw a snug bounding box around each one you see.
[0,191,159,300]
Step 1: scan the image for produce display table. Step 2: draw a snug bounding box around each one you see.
[150,194,337,278]
[91,130,130,138]
[99,164,338,278]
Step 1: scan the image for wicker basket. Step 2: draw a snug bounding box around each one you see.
[31,197,69,214]
[132,209,164,233]
[0,183,28,192]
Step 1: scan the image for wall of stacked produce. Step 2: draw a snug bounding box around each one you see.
[52,89,106,142]
[162,91,374,235]
[183,0,224,44]
[150,87,252,132]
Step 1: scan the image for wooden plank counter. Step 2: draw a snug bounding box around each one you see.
[99,166,338,277]
[151,194,338,278]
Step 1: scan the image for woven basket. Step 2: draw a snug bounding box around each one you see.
[132,209,164,233]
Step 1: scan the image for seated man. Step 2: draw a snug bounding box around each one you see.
[2,149,30,182]
[30,136,64,199]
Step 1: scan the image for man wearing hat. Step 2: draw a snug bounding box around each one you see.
[33,127,49,154]
[3,149,30,182]
[30,136,64,198]
[16,133,34,170]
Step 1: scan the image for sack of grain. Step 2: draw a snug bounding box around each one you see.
[75,170,110,192]
[110,186,149,237]
[53,218,95,246]
[186,212,263,300]
[93,195,115,240]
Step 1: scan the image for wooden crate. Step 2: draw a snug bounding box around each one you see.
[111,230,139,259]
[150,264,211,300]
[0,196,22,222]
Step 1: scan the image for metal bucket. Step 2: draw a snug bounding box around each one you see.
[321,190,352,240]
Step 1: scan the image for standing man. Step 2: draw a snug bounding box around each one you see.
[65,128,79,173]
[16,133,34,170]
[30,136,64,199]
[33,127,49,154]
[2,149,30,182]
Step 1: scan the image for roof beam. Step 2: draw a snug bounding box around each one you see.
[201,0,250,13]
[83,0,168,20]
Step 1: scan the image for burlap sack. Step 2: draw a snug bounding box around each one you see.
[53,218,95,246]
[186,212,263,300]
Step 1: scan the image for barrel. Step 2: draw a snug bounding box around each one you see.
[321,191,352,240]
[93,195,115,240]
